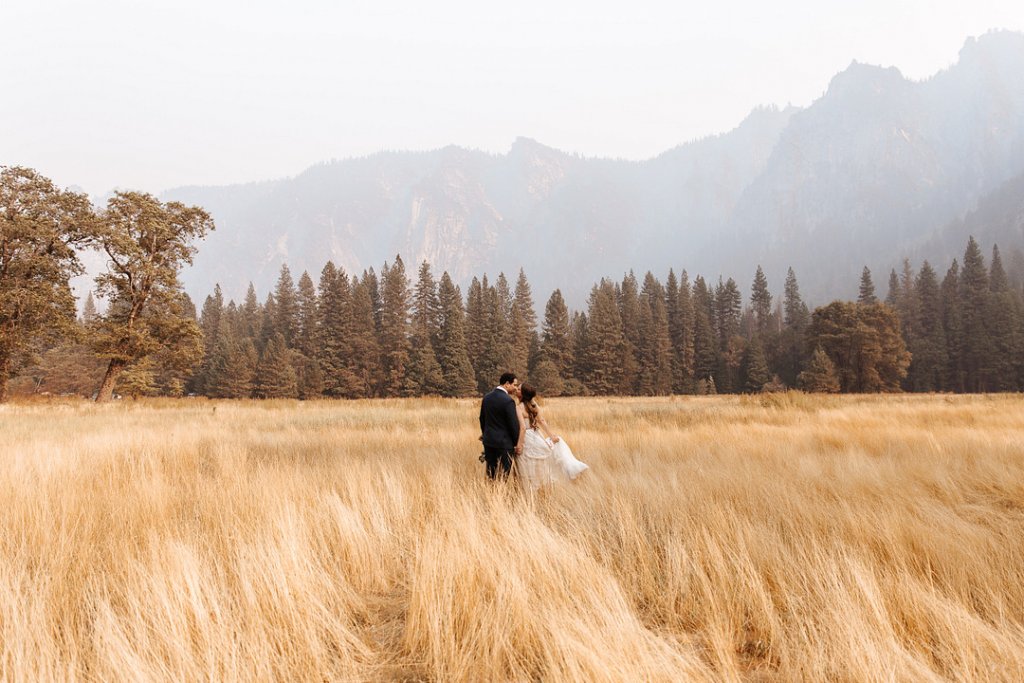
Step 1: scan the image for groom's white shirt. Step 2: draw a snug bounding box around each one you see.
[495,386,508,395]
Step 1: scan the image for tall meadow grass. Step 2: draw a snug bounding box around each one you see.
[1,394,1023,681]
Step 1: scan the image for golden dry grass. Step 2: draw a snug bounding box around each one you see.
[2,394,1024,681]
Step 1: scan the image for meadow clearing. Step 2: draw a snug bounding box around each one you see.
[1,394,1023,682]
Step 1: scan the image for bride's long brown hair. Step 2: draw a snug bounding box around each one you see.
[520,384,541,428]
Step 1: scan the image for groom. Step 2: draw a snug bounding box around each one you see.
[479,372,522,480]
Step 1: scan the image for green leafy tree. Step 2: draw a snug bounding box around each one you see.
[805,301,910,392]
[0,166,95,402]
[89,192,212,401]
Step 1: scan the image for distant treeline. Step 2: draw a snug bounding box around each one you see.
[18,237,1024,399]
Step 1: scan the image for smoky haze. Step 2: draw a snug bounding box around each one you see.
[2,0,1022,197]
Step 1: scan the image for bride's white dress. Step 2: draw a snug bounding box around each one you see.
[518,427,589,492]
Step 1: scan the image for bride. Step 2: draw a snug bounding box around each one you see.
[515,383,589,492]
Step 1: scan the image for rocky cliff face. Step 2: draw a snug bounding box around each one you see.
[166,31,1024,307]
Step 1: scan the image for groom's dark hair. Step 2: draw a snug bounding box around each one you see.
[499,372,517,386]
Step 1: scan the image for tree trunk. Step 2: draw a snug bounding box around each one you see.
[0,352,10,403]
[95,358,126,402]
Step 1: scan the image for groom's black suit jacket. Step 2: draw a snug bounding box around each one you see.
[479,388,521,451]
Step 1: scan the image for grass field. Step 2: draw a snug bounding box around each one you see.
[1,394,1023,681]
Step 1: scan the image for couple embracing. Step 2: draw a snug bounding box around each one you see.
[479,372,589,491]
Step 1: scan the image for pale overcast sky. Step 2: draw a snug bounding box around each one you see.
[2,0,1022,197]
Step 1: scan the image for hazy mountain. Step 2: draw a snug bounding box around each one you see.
[165,31,1024,307]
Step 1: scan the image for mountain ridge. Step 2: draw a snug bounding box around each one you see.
[163,30,1024,308]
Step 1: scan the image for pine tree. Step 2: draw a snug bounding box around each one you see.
[194,284,224,394]
[413,262,442,351]
[665,270,685,392]
[274,264,299,348]
[858,266,877,305]
[885,268,900,307]
[798,346,840,393]
[510,269,537,374]
[783,268,809,330]
[241,283,261,339]
[464,277,489,391]
[692,276,718,389]
[987,245,1020,391]
[348,274,382,397]
[581,279,626,395]
[674,270,695,392]
[379,256,412,397]
[483,276,515,380]
[364,267,383,336]
[960,236,993,391]
[617,272,641,393]
[252,333,298,399]
[637,272,672,395]
[436,273,477,397]
[406,261,444,395]
[742,337,772,393]
[907,261,947,392]
[898,259,918,339]
[779,267,809,388]
[295,271,318,359]
[81,292,98,324]
[540,289,573,380]
[715,277,742,393]
[258,293,277,351]
[751,265,773,335]
[207,320,255,399]
[569,311,589,394]
[495,273,514,327]
[317,263,357,397]
[941,261,965,392]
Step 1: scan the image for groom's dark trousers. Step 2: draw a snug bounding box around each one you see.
[480,387,521,480]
